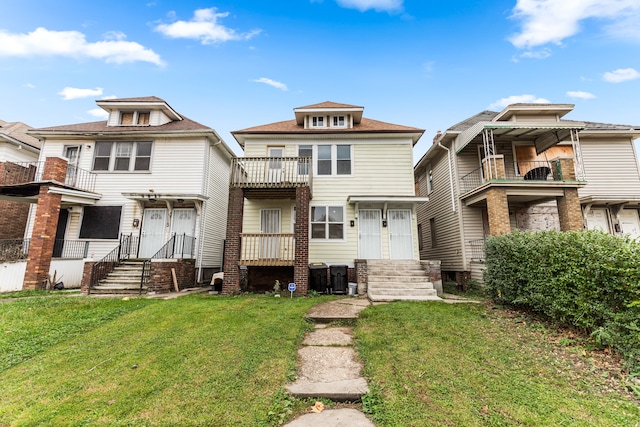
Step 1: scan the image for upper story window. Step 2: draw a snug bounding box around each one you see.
[298,145,312,175]
[93,141,152,172]
[316,144,352,176]
[120,111,150,126]
[311,116,325,128]
[332,116,346,127]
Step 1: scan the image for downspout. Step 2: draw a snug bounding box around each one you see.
[436,136,456,213]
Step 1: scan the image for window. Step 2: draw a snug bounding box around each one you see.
[298,145,312,175]
[92,141,152,172]
[315,145,352,176]
[120,111,151,126]
[64,145,81,166]
[79,206,122,239]
[418,223,424,251]
[332,116,345,127]
[311,116,325,127]
[429,217,437,248]
[427,168,433,193]
[311,206,344,240]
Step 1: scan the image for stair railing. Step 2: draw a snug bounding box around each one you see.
[89,234,138,294]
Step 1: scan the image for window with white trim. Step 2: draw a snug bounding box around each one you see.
[120,111,150,125]
[311,206,344,240]
[332,116,345,127]
[316,144,352,176]
[298,145,312,175]
[92,141,152,172]
[311,116,325,128]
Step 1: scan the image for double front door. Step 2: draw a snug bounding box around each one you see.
[139,208,196,258]
[358,208,414,259]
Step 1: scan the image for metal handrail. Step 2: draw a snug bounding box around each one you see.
[460,160,567,194]
[0,161,97,193]
[89,234,137,294]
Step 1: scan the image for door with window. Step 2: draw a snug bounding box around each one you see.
[139,208,167,258]
[358,209,382,259]
[585,209,610,233]
[267,147,284,183]
[260,209,281,260]
[388,209,414,259]
[171,208,196,258]
[64,146,80,186]
[619,209,640,239]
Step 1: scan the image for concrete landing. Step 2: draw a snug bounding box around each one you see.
[284,408,375,427]
[305,298,370,322]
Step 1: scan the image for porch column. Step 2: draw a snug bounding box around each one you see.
[293,186,310,295]
[23,157,68,290]
[222,187,244,294]
[482,155,506,181]
[557,188,583,231]
[486,187,510,236]
[551,157,577,181]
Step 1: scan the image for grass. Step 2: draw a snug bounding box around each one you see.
[1,294,638,426]
[0,294,324,426]
[355,302,640,426]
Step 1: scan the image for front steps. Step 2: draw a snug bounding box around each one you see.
[367,259,441,302]
[91,261,148,295]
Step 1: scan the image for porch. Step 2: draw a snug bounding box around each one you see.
[0,160,97,198]
[239,233,295,266]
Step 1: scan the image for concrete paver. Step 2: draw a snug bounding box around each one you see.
[284,408,375,427]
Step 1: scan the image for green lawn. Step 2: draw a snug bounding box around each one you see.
[0,294,638,426]
[355,302,640,426]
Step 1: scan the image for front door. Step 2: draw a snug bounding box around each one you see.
[358,209,382,259]
[585,208,610,233]
[260,209,281,259]
[171,208,196,258]
[388,209,414,259]
[139,208,167,258]
[267,147,284,183]
[619,209,640,239]
[53,209,69,258]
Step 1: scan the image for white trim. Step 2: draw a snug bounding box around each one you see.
[310,204,347,242]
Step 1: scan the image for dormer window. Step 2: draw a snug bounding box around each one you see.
[332,116,345,127]
[120,111,150,126]
[311,116,325,128]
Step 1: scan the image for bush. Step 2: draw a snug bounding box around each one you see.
[484,230,640,373]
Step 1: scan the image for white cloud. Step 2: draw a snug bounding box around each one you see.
[603,67,640,82]
[87,108,109,118]
[335,0,403,12]
[519,48,552,59]
[489,94,551,110]
[24,83,35,89]
[509,0,640,49]
[58,87,103,100]
[252,77,288,91]
[567,90,596,99]
[0,27,164,65]
[101,95,118,100]
[154,8,261,44]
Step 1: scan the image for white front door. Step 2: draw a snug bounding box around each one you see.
[585,208,610,233]
[267,147,284,183]
[139,208,167,258]
[171,208,196,258]
[619,209,640,239]
[358,209,382,259]
[388,209,414,259]
[260,209,281,259]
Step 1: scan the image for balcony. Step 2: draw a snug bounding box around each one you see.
[239,233,295,266]
[230,157,312,190]
[0,161,97,195]
[460,159,581,195]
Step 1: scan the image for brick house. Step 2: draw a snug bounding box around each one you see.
[414,103,640,283]
[223,102,440,300]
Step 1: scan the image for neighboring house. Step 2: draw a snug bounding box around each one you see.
[223,102,439,300]
[0,96,234,291]
[0,120,41,239]
[414,103,640,283]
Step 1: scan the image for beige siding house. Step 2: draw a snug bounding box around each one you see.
[415,103,640,284]
[223,102,438,300]
[2,97,234,292]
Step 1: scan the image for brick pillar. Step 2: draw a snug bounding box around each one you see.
[23,157,68,290]
[222,187,244,294]
[81,261,95,294]
[486,187,510,236]
[552,157,577,181]
[293,186,310,295]
[557,188,583,231]
[482,155,506,181]
[355,259,368,296]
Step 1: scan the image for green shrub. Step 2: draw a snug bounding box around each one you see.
[484,230,640,373]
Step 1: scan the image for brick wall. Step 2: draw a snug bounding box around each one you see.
[222,187,244,294]
[81,261,95,294]
[0,200,30,239]
[421,260,442,295]
[293,186,310,295]
[482,155,506,180]
[552,157,577,181]
[486,187,510,235]
[148,259,196,293]
[557,188,584,231]
[355,259,368,296]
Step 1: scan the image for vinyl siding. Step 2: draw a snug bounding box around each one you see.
[579,137,640,198]
[0,143,39,163]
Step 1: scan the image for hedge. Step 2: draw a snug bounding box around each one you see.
[484,230,640,373]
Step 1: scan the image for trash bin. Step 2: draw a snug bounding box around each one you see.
[309,263,328,293]
[348,282,357,296]
[330,265,348,294]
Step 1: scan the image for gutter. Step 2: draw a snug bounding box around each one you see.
[436,136,456,212]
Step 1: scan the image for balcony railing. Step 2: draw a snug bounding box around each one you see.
[240,233,295,266]
[460,160,562,194]
[0,238,89,262]
[0,161,96,193]
[52,240,89,258]
[230,157,312,188]
[0,239,30,262]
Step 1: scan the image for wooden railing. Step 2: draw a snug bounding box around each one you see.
[240,233,295,266]
[230,157,312,188]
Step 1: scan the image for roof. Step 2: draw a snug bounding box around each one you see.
[582,121,640,132]
[99,96,167,103]
[295,101,363,110]
[0,121,41,150]
[446,110,499,133]
[30,115,211,134]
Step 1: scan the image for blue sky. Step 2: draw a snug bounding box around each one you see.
[1,0,639,160]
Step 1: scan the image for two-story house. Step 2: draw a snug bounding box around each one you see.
[223,102,440,300]
[15,96,234,292]
[415,103,640,283]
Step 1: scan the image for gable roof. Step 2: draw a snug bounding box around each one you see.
[295,101,363,110]
[0,120,41,150]
[30,115,211,134]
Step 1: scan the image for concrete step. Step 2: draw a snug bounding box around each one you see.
[368,293,442,302]
[368,287,438,296]
[367,275,430,283]
[91,285,147,294]
[367,269,427,277]
[368,281,434,290]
